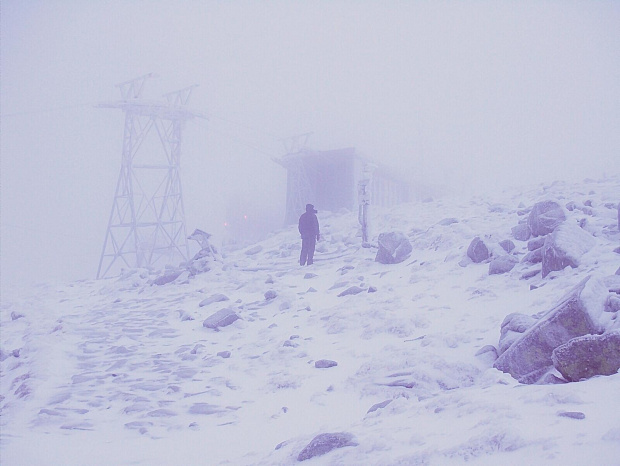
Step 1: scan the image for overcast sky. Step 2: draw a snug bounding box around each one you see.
[1,0,619,296]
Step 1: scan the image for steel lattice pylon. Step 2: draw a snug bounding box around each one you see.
[97,74,201,278]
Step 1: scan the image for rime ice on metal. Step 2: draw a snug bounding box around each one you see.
[97,74,202,278]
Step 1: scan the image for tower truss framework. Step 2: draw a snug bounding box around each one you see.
[97,74,201,279]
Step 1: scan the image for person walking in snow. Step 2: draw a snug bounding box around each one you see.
[298,204,320,266]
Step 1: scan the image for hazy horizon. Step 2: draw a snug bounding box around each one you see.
[2,0,619,297]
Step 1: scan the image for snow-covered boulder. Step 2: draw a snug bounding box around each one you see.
[527,236,546,251]
[497,313,538,355]
[199,293,230,307]
[552,331,620,382]
[489,255,518,275]
[528,200,566,237]
[522,247,543,264]
[297,432,358,462]
[541,222,596,278]
[494,277,605,383]
[511,223,531,241]
[467,237,489,263]
[203,308,240,330]
[375,232,412,264]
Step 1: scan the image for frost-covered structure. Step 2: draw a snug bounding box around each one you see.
[275,147,410,225]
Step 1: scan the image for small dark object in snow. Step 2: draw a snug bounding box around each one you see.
[338,286,365,297]
[558,411,585,420]
[152,271,181,286]
[11,312,24,321]
[203,308,239,330]
[304,273,317,279]
[367,399,392,413]
[315,359,338,368]
[368,286,377,293]
[245,245,263,255]
[217,351,231,358]
[438,217,459,226]
[297,432,358,461]
[264,289,277,300]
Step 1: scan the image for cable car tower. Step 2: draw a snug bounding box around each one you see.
[97,74,201,279]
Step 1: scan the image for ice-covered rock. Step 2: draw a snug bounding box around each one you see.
[522,247,543,264]
[497,313,538,355]
[199,293,230,307]
[467,237,489,263]
[315,359,338,368]
[375,232,412,264]
[511,223,531,241]
[203,308,240,330]
[337,286,365,297]
[489,255,518,275]
[494,277,605,383]
[366,400,392,414]
[541,222,596,278]
[245,245,263,255]
[527,236,546,251]
[528,200,566,237]
[297,432,358,461]
[499,239,515,253]
[552,331,620,381]
[264,289,277,300]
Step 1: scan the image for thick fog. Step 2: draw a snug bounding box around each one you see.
[1,1,619,297]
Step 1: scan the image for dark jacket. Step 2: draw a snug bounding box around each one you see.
[298,211,320,240]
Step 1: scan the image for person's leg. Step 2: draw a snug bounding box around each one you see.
[300,238,308,266]
[307,238,316,265]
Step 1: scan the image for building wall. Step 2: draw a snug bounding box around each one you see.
[281,148,409,224]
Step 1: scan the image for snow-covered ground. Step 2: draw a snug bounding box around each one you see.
[1,177,619,465]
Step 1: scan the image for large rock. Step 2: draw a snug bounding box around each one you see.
[467,237,489,263]
[552,332,620,381]
[493,277,601,383]
[375,232,412,264]
[203,308,239,330]
[528,201,566,237]
[489,255,518,275]
[541,222,596,278]
[297,432,358,462]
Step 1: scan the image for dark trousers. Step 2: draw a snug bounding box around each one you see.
[300,237,316,266]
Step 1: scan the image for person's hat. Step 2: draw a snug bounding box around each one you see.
[306,204,317,213]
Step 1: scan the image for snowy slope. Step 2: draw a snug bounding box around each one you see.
[1,177,619,465]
